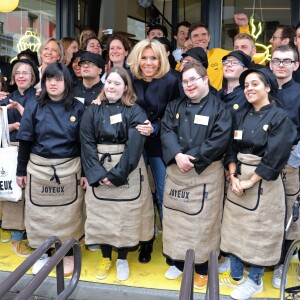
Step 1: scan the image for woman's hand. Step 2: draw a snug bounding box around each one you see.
[80,177,88,190]
[136,120,154,136]
[16,176,27,189]
[0,91,9,101]
[239,179,255,190]
[99,177,113,186]
[91,97,101,105]
[8,122,20,132]
[230,175,244,196]
[175,153,195,173]
[7,100,24,115]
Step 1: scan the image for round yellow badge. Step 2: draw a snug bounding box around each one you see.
[70,116,76,122]
[233,104,239,110]
[176,113,179,119]
[263,124,269,131]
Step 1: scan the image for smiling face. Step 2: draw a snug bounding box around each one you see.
[190,27,210,50]
[14,63,33,92]
[244,72,270,110]
[86,38,102,55]
[139,47,160,80]
[223,56,246,80]
[109,39,128,66]
[174,25,189,48]
[182,67,209,102]
[104,72,127,103]
[46,76,65,101]
[72,56,82,78]
[41,40,61,66]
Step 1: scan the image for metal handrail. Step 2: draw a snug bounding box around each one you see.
[205,251,220,300]
[179,249,195,300]
[0,236,81,300]
[179,249,220,300]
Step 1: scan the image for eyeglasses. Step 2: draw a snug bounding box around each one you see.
[182,76,203,87]
[79,61,96,67]
[271,35,283,40]
[271,58,295,66]
[222,60,243,67]
[15,71,31,76]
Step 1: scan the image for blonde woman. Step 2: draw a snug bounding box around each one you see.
[127,39,181,263]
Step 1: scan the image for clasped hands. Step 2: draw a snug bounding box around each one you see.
[230,176,254,196]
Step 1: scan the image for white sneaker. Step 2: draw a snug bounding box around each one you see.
[116,259,129,281]
[272,264,285,289]
[230,278,263,300]
[87,244,100,251]
[165,265,183,280]
[32,254,50,275]
[219,256,230,274]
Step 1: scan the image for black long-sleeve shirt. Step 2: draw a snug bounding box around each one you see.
[80,100,147,186]
[161,92,232,174]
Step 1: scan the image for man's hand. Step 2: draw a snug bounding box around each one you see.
[175,153,195,173]
[234,13,249,27]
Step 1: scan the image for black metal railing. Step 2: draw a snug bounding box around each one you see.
[205,251,220,300]
[179,249,220,300]
[0,236,81,300]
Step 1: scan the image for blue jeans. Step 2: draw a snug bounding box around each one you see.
[147,156,166,222]
[230,254,264,285]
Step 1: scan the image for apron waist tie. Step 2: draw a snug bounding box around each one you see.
[100,153,112,165]
[50,165,61,184]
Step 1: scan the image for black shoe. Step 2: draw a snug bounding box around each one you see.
[138,241,153,263]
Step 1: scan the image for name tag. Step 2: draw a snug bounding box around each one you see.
[110,113,122,124]
[194,115,209,125]
[234,130,243,140]
[75,97,85,104]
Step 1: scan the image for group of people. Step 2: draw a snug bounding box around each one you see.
[0,13,299,300]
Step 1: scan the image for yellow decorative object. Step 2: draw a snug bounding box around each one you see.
[70,116,76,122]
[10,30,42,64]
[0,0,19,12]
[233,104,239,110]
[263,124,269,131]
[249,16,272,65]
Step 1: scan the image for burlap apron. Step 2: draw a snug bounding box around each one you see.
[25,154,84,248]
[85,144,153,248]
[282,159,300,240]
[2,142,25,230]
[163,160,224,264]
[221,153,286,266]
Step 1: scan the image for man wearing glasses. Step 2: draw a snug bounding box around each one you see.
[269,25,295,53]
[161,61,231,290]
[269,44,300,290]
[73,52,105,107]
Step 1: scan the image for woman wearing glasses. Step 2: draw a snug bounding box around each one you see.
[0,59,39,258]
[161,61,232,289]
[127,39,181,263]
[220,68,296,299]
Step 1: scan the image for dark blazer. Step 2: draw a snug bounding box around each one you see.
[131,71,181,157]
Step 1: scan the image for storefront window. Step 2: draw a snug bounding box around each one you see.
[179,0,201,24]
[222,0,291,60]
[0,0,56,62]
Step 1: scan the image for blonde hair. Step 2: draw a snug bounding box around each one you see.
[127,39,170,79]
[38,38,64,64]
[11,62,36,86]
[98,67,137,106]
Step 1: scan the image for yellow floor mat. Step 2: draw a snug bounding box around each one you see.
[0,233,282,298]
